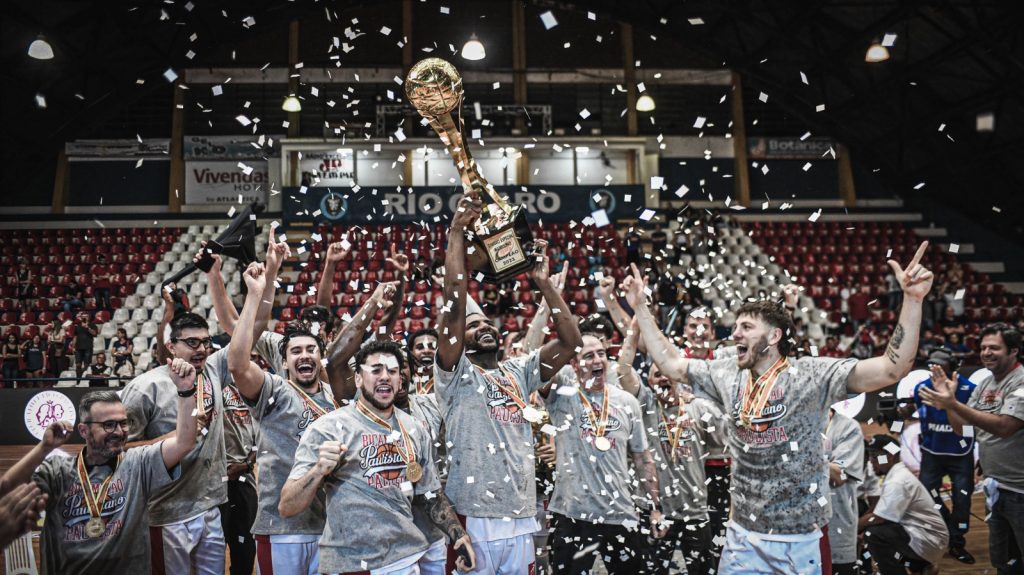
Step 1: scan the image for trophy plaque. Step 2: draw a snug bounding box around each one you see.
[405,57,534,283]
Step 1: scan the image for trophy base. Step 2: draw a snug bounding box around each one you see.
[468,206,535,284]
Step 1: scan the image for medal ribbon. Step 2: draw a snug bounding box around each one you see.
[476,365,528,409]
[286,379,338,420]
[76,449,124,521]
[354,401,415,466]
[660,411,686,463]
[577,389,610,439]
[196,372,206,415]
[415,376,434,395]
[739,356,790,428]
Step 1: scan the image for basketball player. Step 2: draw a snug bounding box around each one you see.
[625,242,934,574]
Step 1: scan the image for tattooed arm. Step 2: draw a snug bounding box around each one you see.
[848,242,932,393]
[413,490,476,570]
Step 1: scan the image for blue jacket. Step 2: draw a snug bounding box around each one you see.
[913,375,976,456]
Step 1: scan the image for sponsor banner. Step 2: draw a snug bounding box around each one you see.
[298,150,356,187]
[66,139,170,158]
[183,134,280,160]
[1,388,95,444]
[185,160,269,205]
[281,185,643,225]
[24,390,78,441]
[747,136,835,160]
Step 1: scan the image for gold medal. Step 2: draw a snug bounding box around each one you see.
[406,460,424,483]
[85,517,105,538]
[523,406,543,424]
[594,436,612,452]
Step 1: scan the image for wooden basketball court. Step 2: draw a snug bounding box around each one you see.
[0,444,1000,574]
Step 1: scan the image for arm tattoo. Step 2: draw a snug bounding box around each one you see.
[415,491,466,542]
[885,323,905,364]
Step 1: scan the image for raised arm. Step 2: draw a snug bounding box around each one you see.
[316,240,349,309]
[617,318,642,397]
[324,282,397,400]
[436,193,482,371]
[155,285,176,366]
[377,249,409,339]
[848,242,932,393]
[228,263,273,401]
[623,264,690,382]
[196,246,239,336]
[524,266,567,353]
[0,421,72,491]
[279,441,344,518]
[598,275,643,351]
[160,357,201,470]
[920,365,1024,439]
[531,245,583,381]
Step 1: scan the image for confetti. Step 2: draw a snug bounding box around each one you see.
[539,11,558,29]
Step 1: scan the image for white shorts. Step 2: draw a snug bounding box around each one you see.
[417,538,446,575]
[255,534,320,575]
[718,521,828,575]
[149,508,225,575]
[461,532,535,575]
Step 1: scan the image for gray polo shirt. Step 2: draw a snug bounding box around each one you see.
[34,443,178,575]
[967,365,1024,492]
[248,372,337,535]
[546,381,647,525]
[688,355,857,535]
[434,351,543,519]
[121,349,231,525]
[288,402,441,573]
[825,411,865,564]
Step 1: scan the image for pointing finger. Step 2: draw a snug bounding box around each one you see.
[907,241,929,271]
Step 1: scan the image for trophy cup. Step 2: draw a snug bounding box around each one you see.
[405,57,534,283]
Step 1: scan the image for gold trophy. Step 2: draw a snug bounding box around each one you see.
[405,57,535,283]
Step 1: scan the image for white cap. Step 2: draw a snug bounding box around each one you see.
[897,369,931,400]
[831,393,865,419]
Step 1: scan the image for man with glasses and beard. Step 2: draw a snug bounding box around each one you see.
[625,241,934,575]
[280,340,476,574]
[0,361,199,574]
[121,310,235,575]
[228,261,348,575]
[433,193,583,574]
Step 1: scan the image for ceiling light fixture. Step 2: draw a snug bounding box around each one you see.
[28,37,54,60]
[636,93,656,112]
[461,33,486,61]
[282,95,302,112]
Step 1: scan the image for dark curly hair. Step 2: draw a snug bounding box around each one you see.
[735,300,796,356]
[354,339,406,371]
[278,326,326,358]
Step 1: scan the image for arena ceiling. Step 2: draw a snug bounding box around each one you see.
[3,0,1022,244]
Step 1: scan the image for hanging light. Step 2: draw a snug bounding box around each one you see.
[864,41,890,63]
[282,95,302,112]
[28,37,54,60]
[636,93,656,112]
[461,34,486,61]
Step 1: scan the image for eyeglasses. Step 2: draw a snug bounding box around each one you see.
[172,337,213,350]
[83,420,130,433]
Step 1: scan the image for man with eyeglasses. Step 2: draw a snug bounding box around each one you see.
[0,361,199,574]
[120,312,233,575]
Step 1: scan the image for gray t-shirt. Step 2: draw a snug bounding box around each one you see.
[121,349,231,525]
[967,365,1024,491]
[434,351,543,519]
[248,372,338,535]
[403,393,446,544]
[637,384,712,522]
[222,384,256,486]
[288,402,441,573]
[254,331,285,375]
[34,444,178,575]
[688,355,857,535]
[546,382,647,525]
[873,462,949,564]
[825,412,865,564]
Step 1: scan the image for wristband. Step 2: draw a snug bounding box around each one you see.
[177,386,197,398]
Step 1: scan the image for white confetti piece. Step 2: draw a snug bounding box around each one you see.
[639,209,656,221]
[650,176,664,189]
[758,91,768,103]
[949,243,959,254]
[539,11,558,29]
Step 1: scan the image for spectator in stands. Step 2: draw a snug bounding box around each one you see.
[939,306,965,337]
[649,222,669,255]
[2,333,21,385]
[851,328,876,359]
[859,435,948,575]
[919,322,1024,575]
[916,328,944,362]
[111,327,134,377]
[822,335,847,358]
[92,254,113,311]
[46,343,70,382]
[73,312,98,379]
[625,227,642,265]
[942,333,971,361]
[22,334,47,384]
[848,286,872,330]
[884,269,902,311]
[62,278,85,313]
[87,352,112,387]
[15,259,35,312]
[942,280,966,318]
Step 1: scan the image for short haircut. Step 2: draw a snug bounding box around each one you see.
[278,326,326,357]
[300,305,336,333]
[735,300,796,356]
[865,434,899,455]
[579,315,615,341]
[78,390,122,421]
[169,312,209,340]
[354,339,406,371]
[408,327,438,348]
[980,322,1022,356]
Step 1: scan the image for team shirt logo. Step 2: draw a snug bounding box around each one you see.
[60,476,128,541]
[734,385,791,445]
[357,432,411,488]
